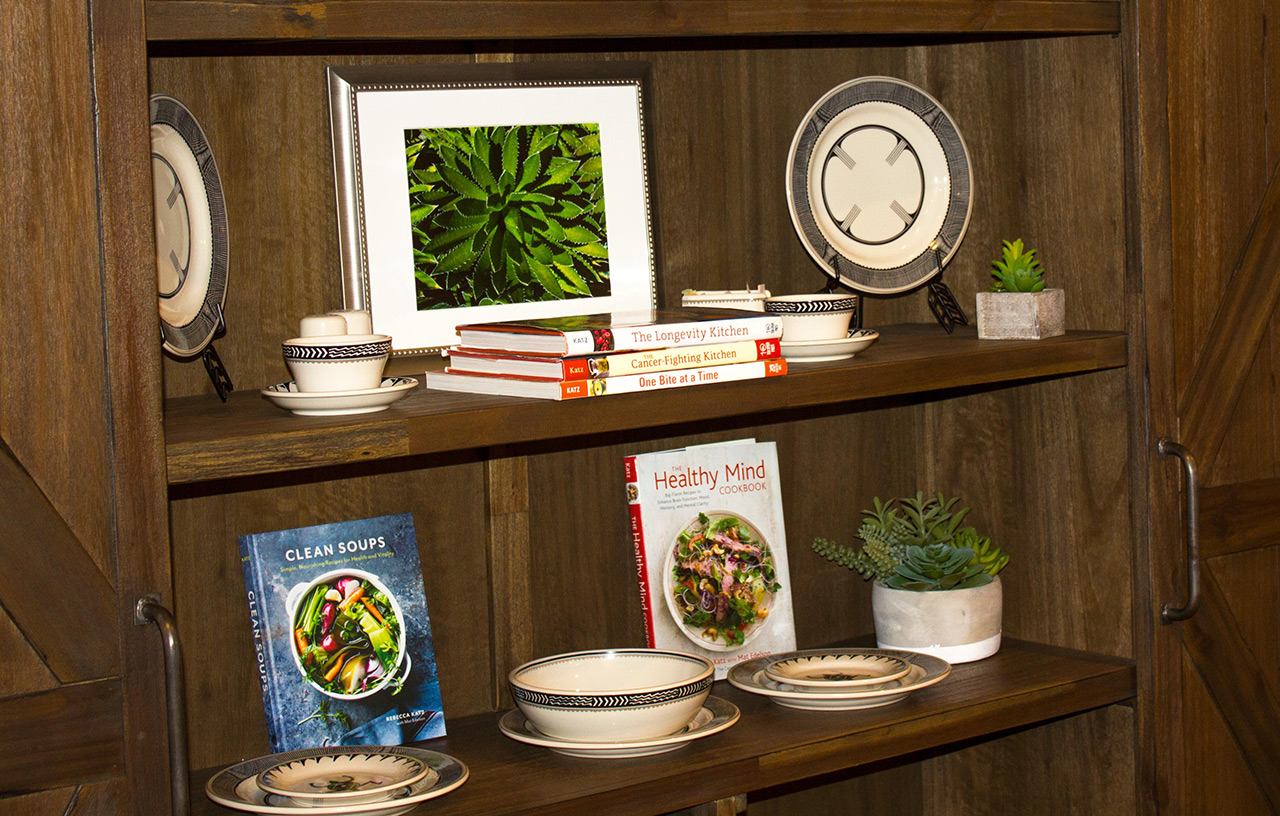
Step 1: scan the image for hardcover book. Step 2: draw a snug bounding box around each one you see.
[624,440,796,679]
[455,308,782,356]
[238,513,447,753]
[426,358,786,400]
[446,338,782,381]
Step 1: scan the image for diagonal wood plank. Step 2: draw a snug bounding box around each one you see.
[1182,564,1280,811]
[1199,476,1280,559]
[0,678,125,795]
[1178,161,1280,477]
[0,439,119,682]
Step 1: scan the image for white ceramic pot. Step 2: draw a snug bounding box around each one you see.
[509,649,713,742]
[871,577,1003,663]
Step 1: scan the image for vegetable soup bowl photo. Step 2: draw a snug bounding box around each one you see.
[508,649,714,742]
[285,568,409,700]
[664,512,781,652]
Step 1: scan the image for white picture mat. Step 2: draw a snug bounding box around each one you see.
[354,83,654,353]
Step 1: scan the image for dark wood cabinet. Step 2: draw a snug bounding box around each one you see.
[13,0,1268,813]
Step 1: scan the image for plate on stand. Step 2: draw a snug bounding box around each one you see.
[499,695,739,758]
[786,77,971,295]
[262,376,416,416]
[151,94,229,358]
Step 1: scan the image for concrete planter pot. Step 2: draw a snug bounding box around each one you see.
[871,577,1003,663]
[975,289,1065,340]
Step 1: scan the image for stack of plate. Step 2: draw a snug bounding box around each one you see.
[728,648,950,711]
[205,746,467,815]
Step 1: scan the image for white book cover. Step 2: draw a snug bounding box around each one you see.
[624,439,795,679]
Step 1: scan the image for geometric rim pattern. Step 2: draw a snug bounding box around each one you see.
[786,76,972,295]
[151,93,230,357]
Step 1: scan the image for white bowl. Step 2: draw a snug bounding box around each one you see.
[283,333,390,392]
[764,294,858,342]
[508,649,713,742]
[284,567,409,700]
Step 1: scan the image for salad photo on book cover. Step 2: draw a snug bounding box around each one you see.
[625,440,796,679]
[239,513,447,753]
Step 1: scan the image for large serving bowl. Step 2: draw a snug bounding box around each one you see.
[508,649,713,742]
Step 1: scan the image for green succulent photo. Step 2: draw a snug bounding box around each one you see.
[404,122,610,311]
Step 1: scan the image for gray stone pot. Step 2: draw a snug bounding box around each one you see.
[976,289,1065,340]
[871,577,1003,663]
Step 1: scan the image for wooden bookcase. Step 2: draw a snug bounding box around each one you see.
[137,2,1142,813]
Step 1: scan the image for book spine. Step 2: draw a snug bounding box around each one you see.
[566,338,782,381]
[560,358,787,399]
[624,455,657,648]
[239,538,281,751]
[564,316,780,354]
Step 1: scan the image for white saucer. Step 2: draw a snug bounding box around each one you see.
[781,329,879,362]
[499,696,739,758]
[728,649,950,711]
[262,376,416,416]
[206,746,467,815]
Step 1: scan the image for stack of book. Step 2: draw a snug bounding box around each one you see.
[424,309,787,400]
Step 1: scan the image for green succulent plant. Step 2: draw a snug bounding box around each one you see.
[885,543,992,591]
[812,492,1009,591]
[404,123,610,311]
[988,239,1046,293]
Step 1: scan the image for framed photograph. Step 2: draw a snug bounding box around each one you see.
[328,62,657,355]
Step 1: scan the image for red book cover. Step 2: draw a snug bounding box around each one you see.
[445,339,781,381]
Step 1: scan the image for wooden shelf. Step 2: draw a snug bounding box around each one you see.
[144,0,1121,43]
[189,640,1135,815]
[164,325,1126,485]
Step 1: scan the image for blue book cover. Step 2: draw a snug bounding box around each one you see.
[238,513,447,753]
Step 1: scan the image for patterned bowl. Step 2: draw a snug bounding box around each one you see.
[508,649,713,742]
[282,333,391,392]
[764,294,857,341]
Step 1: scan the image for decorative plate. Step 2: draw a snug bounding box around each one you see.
[261,376,417,417]
[150,94,229,357]
[764,651,911,689]
[499,696,740,758]
[728,649,951,711]
[786,76,972,295]
[205,746,467,815]
[256,751,431,808]
[780,329,879,363]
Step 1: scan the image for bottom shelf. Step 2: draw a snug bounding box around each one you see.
[191,640,1134,815]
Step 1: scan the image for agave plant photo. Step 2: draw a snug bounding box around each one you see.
[404,122,611,311]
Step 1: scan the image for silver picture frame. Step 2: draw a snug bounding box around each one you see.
[327,62,658,356]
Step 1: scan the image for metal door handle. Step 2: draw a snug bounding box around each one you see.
[136,597,190,816]
[1157,438,1201,623]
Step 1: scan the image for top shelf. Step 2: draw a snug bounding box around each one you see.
[144,0,1121,42]
[163,325,1126,486]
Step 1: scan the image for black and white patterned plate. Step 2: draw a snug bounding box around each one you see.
[786,76,972,295]
[151,94,229,357]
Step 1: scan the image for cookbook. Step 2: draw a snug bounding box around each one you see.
[445,338,782,381]
[426,358,786,400]
[238,513,447,753]
[455,308,782,356]
[624,439,795,679]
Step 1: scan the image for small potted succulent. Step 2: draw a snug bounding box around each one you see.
[813,492,1009,663]
[975,239,1065,340]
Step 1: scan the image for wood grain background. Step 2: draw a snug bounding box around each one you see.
[152,31,1133,813]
